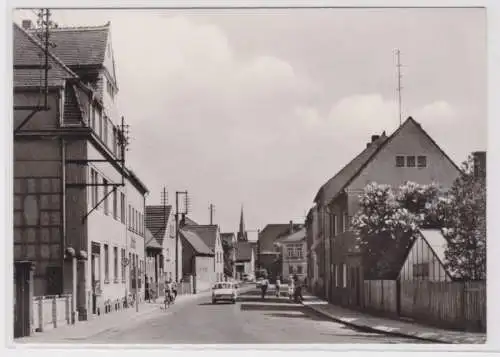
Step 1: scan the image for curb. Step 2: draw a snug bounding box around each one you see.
[302,302,452,344]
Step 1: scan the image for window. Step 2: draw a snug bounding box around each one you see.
[98,108,103,138]
[287,246,293,258]
[104,244,109,283]
[406,156,416,167]
[91,106,96,130]
[113,189,118,220]
[120,193,126,223]
[295,245,303,259]
[103,117,108,145]
[128,205,132,229]
[121,248,126,282]
[288,265,293,274]
[396,155,405,167]
[95,173,101,210]
[113,127,119,156]
[113,247,118,282]
[103,178,109,215]
[417,155,427,168]
[343,212,349,232]
[342,264,347,288]
[413,263,429,279]
[90,169,98,207]
[297,266,303,274]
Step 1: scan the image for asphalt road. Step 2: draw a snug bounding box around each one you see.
[78,287,429,344]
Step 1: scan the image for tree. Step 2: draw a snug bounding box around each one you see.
[351,181,444,278]
[442,155,486,281]
[221,239,235,277]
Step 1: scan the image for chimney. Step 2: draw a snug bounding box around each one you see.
[21,19,32,30]
[289,220,293,234]
[371,135,380,143]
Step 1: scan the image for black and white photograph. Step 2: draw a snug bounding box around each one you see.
[7,2,492,349]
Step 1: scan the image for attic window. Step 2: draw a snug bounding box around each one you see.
[396,156,405,167]
[406,156,416,167]
[417,155,427,168]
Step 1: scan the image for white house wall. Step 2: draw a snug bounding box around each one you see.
[399,235,449,282]
[348,120,459,198]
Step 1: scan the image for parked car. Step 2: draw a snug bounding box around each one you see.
[211,281,238,304]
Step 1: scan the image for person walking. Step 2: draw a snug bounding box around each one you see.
[260,276,269,299]
[275,276,281,298]
[164,279,173,309]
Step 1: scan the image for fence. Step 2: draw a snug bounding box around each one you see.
[363,280,486,332]
[363,280,398,315]
[32,295,72,333]
[399,280,486,332]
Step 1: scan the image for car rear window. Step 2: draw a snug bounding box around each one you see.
[214,283,232,289]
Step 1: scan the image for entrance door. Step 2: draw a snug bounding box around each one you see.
[14,262,33,338]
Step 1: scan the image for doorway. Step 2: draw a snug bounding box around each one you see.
[14,261,33,338]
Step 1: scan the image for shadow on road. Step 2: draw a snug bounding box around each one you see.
[198,302,234,306]
[240,303,304,312]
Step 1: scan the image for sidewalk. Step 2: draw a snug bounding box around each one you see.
[15,291,212,344]
[301,294,486,344]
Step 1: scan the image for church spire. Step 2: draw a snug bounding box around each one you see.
[238,205,247,241]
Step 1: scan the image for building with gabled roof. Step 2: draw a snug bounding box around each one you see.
[234,240,255,280]
[308,116,461,306]
[182,224,224,282]
[257,221,303,279]
[13,19,149,330]
[180,225,223,293]
[144,204,181,291]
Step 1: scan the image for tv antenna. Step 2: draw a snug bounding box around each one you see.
[395,48,403,126]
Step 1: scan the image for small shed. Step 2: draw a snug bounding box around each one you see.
[399,229,452,282]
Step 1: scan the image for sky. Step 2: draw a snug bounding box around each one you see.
[12,7,487,237]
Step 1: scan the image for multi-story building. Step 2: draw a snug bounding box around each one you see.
[308,117,461,305]
[145,204,183,286]
[257,222,302,279]
[278,227,307,282]
[13,20,148,323]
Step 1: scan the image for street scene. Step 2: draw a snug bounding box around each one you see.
[11,7,486,345]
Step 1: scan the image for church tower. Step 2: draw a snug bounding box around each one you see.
[237,205,248,242]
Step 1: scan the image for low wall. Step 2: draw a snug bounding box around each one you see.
[32,295,72,333]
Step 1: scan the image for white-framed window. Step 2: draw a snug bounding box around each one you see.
[406,155,416,167]
[417,155,427,168]
[396,155,405,167]
[103,178,109,215]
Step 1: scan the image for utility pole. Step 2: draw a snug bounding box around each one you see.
[396,48,403,127]
[209,203,215,225]
[175,191,189,282]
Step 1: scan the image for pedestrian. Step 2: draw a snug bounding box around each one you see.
[260,276,269,299]
[172,280,178,303]
[164,279,173,309]
[275,276,281,298]
[145,275,150,303]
